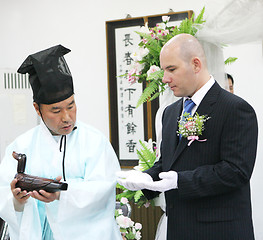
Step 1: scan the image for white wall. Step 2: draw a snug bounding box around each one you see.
[0,0,205,136]
[224,42,263,239]
[0,0,262,238]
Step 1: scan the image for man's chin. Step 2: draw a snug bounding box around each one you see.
[50,127,73,136]
[60,127,74,135]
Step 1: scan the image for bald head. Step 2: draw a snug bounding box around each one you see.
[162,34,207,68]
[160,34,211,97]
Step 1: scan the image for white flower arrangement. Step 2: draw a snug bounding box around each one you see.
[115,198,142,240]
[122,8,206,108]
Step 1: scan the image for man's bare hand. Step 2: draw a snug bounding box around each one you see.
[29,176,62,203]
[11,178,30,204]
[29,190,60,203]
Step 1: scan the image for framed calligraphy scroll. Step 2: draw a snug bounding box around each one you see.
[106,10,193,167]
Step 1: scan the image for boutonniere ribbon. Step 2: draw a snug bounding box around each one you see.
[187,136,207,146]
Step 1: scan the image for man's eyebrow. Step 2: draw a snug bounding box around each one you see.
[51,100,75,110]
[161,65,175,71]
[51,106,61,110]
[68,100,75,106]
[165,65,176,69]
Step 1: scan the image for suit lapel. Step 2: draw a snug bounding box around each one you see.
[195,82,220,117]
[167,81,221,170]
[173,99,183,146]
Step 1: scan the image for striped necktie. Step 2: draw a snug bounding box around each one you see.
[183,99,195,116]
[179,99,195,140]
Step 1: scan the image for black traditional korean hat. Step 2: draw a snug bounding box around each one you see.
[17,44,74,104]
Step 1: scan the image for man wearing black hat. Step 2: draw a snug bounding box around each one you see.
[0,45,122,240]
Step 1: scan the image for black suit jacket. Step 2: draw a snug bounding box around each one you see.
[144,82,258,240]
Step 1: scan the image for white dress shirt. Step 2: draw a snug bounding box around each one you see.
[183,76,215,115]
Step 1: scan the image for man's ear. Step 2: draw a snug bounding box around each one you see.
[191,57,201,73]
[33,102,41,117]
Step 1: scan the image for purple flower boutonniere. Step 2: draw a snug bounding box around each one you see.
[178,113,210,146]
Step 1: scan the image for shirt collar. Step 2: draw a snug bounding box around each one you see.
[184,76,215,108]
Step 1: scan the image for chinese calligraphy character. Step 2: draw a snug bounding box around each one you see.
[123,52,133,65]
[125,88,136,101]
[126,140,137,153]
[125,104,136,117]
[125,122,137,135]
[123,34,133,46]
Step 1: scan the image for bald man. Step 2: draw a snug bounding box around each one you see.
[117,34,258,240]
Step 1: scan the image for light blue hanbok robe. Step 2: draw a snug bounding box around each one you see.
[0,120,122,240]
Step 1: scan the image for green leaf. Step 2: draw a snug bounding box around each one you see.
[136,140,156,171]
[135,32,162,55]
[224,57,238,65]
[136,150,151,169]
[194,6,206,24]
[149,91,161,101]
[136,80,159,107]
[126,231,136,239]
[134,190,144,202]
[147,70,164,81]
[149,80,166,101]
[116,190,136,201]
[135,70,164,107]
[116,183,126,190]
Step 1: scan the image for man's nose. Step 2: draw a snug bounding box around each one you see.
[61,110,70,122]
[162,72,170,84]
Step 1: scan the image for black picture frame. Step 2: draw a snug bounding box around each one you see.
[106,10,193,167]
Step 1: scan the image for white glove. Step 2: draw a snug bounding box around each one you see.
[141,171,178,192]
[116,170,153,191]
